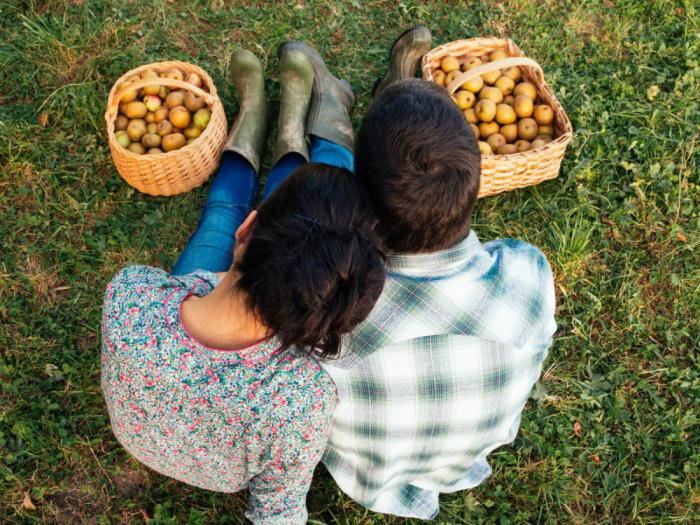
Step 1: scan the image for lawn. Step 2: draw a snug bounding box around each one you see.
[1,0,698,523]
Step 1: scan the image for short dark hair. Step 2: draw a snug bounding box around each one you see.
[355,79,481,253]
[235,163,385,358]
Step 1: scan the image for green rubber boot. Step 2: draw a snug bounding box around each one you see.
[373,26,432,98]
[222,49,269,174]
[272,48,315,164]
[278,41,355,152]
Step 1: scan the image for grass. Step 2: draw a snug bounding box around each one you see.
[0,0,698,523]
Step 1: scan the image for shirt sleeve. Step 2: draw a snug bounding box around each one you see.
[245,385,336,525]
[530,250,557,356]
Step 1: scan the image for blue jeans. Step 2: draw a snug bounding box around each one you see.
[172,137,354,275]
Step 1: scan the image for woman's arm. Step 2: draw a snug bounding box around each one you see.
[245,388,336,524]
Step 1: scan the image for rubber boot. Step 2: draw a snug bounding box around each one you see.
[278,41,355,152]
[373,26,432,97]
[272,48,315,165]
[221,49,269,174]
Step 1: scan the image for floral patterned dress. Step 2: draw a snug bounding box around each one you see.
[101,266,337,524]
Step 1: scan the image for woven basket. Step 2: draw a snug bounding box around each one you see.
[421,37,572,198]
[105,61,228,196]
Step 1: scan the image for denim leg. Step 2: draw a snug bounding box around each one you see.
[309,136,354,172]
[172,152,258,275]
[261,153,306,200]
[261,138,355,203]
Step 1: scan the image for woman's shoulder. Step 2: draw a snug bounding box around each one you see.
[105,265,216,304]
[107,265,218,292]
[109,264,168,286]
[102,265,219,328]
[276,347,337,389]
[268,349,338,423]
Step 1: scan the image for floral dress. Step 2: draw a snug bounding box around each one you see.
[101,266,337,524]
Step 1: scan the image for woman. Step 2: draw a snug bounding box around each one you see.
[101,46,384,524]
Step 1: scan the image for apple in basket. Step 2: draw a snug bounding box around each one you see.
[432,49,555,156]
[113,68,212,155]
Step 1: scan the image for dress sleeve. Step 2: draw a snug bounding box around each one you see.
[102,266,219,316]
[102,266,164,322]
[245,384,336,525]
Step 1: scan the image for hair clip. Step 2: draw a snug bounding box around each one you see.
[294,214,323,243]
[294,214,323,229]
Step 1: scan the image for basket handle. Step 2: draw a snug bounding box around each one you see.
[106,77,217,121]
[446,57,544,95]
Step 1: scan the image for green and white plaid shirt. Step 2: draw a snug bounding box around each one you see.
[320,231,556,519]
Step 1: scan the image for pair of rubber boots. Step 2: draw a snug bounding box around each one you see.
[223,27,433,173]
[222,42,353,174]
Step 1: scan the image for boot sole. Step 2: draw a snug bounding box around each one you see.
[372,25,432,97]
[388,25,431,58]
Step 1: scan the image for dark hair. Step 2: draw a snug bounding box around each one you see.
[355,79,481,253]
[235,163,386,358]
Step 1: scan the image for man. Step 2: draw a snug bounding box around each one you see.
[297,26,557,519]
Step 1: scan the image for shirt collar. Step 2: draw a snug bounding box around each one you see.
[385,230,483,279]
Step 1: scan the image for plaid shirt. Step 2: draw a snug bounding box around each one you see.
[320,231,556,519]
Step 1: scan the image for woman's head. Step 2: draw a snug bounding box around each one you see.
[234,163,386,358]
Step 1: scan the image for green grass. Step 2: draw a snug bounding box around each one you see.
[1,0,698,523]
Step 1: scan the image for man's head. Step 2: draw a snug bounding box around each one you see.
[355,79,481,253]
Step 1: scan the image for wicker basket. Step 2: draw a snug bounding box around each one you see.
[105,61,228,196]
[421,37,572,198]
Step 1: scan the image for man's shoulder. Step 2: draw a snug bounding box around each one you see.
[336,237,556,366]
[480,237,555,321]
[483,237,550,266]
[482,238,554,287]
